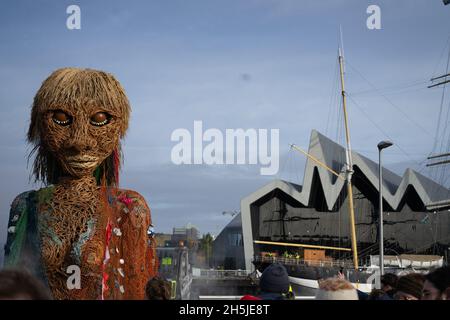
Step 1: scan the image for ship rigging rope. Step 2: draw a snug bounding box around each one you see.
[431,34,450,80]
[346,94,427,168]
[345,61,437,143]
[428,43,450,190]
[432,44,450,155]
[410,233,450,254]
[351,79,428,97]
[346,58,450,189]
[277,144,294,182]
[325,65,347,259]
[325,56,340,137]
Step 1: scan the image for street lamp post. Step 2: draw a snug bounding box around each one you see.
[377,140,393,277]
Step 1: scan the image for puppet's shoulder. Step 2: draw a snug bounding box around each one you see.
[10,190,35,216]
[5,190,37,266]
[8,187,53,224]
[7,190,34,233]
[115,189,150,211]
[113,189,151,230]
[7,186,56,234]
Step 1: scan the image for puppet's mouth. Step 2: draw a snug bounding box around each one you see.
[66,155,99,169]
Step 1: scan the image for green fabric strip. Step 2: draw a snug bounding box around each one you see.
[4,192,31,267]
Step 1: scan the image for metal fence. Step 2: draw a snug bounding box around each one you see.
[193,269,252,279]
[253,255,364,269]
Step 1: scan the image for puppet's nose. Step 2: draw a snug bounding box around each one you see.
[64,127,97,153]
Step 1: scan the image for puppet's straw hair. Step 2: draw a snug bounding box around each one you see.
[28,68,130,186]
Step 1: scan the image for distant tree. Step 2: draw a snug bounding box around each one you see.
[199,233,214,267]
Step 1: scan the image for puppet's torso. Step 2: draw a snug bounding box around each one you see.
[4,184,157,300]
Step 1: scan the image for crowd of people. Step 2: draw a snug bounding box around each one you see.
[1,263,450,300]
[241,262,450,300]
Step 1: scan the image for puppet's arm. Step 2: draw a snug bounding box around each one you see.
[120,190,157,299]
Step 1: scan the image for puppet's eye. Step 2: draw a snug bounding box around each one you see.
[52,110,71,126]
[90,112,110,126]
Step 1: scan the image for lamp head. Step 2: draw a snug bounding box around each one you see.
[378,141,394,150]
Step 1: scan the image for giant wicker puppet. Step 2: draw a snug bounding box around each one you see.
[4,68,158,299]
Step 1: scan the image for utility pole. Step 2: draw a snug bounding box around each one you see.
[427,71,450,166]
[428,73,450,88]
[427,153,450,167]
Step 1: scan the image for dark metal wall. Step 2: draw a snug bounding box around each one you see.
[212,226,246,269]
[252,184,450,260]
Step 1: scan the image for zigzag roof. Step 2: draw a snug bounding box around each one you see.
[243,130,450,211]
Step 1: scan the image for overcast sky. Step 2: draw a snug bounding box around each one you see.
[0,0,449,264]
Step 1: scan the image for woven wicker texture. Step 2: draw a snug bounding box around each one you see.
[8,68,158,299]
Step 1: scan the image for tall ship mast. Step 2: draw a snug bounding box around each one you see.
[338,46,359,270]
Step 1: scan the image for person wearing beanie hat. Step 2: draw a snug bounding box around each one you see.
[315,277,359,300]
[394,273,425,300]
[257,263,290,300]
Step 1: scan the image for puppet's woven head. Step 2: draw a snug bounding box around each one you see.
[28,67,130,186]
